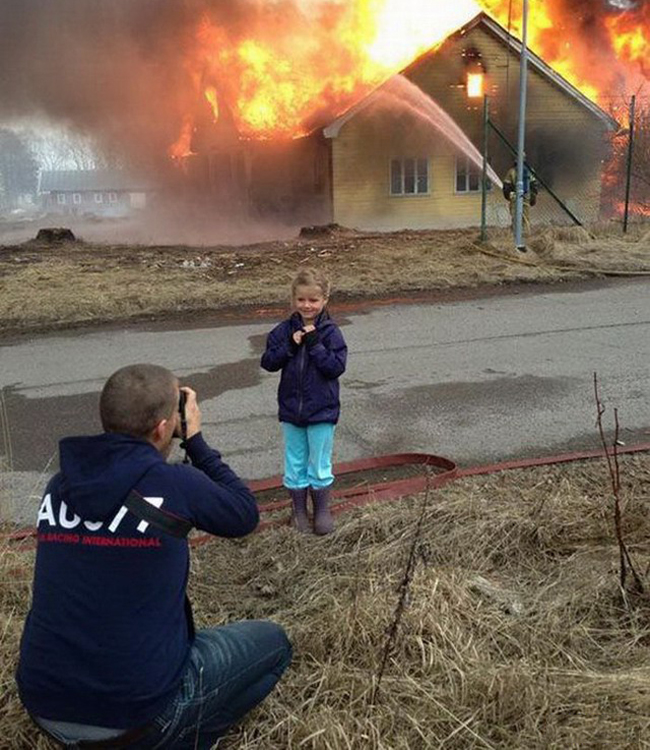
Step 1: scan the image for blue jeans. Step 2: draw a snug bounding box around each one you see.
[40,620,292,749]
[132,620,292,749]
[281,422,335,490]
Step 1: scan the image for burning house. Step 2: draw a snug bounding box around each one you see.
[181,11,619,230]
[1,1,648,236]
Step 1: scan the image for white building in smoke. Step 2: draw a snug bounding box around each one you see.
[39,170,155,218]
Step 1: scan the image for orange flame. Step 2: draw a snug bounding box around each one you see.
[169,115,194,159]
[170,0,487,153]
[170,0,649,156]
[205,86,219,122]
[483,0,649,104]
[606,13,650,67]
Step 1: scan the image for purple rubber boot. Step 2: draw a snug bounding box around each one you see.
[311,486,334,535]
[288,488,310,533]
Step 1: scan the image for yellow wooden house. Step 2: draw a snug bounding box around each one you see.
[320,11,618,230]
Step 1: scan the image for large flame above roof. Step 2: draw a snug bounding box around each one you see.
[482,0,649,107]
[171,0,649,155]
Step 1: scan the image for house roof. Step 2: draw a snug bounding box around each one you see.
[460,13,618,130]
[323,11,619,138]
[39,169,155,193]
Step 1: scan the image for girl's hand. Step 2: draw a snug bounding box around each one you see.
[302,325,319,348]
[292,330,304,345]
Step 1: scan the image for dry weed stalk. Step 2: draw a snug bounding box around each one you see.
[0,387,13,471]
[372,471,431,704]
[593,372,644,595]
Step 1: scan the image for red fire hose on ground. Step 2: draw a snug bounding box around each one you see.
[189,441,650,545]
[4,443,650,546]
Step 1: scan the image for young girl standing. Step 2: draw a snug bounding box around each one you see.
[261,268,347,535]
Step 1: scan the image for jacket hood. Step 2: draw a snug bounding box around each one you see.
[58,433,164,520]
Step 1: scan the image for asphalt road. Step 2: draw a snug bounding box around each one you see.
[1,277,649,522]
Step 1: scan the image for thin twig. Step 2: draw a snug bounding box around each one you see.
[372,471,431,704]
[350,530,365,627]
[593,373,644,594]
[0,388,13,471]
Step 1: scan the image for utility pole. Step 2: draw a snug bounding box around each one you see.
[481,94,489,242]
[514,0,529,252]
[623,94,636,234]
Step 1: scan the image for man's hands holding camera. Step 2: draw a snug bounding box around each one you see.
[177,387,201,441]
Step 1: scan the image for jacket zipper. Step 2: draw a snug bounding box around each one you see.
[297,341,307,420]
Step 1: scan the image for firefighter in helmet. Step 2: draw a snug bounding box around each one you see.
[502,159,538,233]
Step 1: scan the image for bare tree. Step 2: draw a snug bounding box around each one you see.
[24,128,98,171]
[0,129,39,208]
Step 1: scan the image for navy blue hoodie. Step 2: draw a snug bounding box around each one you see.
[16,431,258,729]
[261,310,347,425]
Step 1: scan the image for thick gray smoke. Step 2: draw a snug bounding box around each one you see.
[0,0,334,242]
[0,0,207,169]
[0,0,323,170]
[3,0,645,169]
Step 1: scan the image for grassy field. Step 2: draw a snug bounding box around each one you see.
[2,454,650,748]
[0,223,649,335]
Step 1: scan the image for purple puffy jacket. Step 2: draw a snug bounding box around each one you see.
[261,311,347,425]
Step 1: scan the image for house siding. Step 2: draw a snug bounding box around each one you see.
[332,22,608,230]
[332,123,502,229]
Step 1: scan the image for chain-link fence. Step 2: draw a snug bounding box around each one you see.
[481,93,650,233]
[601,94,650,230]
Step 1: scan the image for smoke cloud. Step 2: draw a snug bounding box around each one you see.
[1,0,647,158]
[0,1,200,168]
[0,0,337,170]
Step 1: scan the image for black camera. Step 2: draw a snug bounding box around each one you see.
[178,390,187,422]
[178,390,189,463]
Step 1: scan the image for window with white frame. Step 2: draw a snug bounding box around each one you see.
[390,157,429,195]
[455,156,486,193]
[56,193,66,205]
[108,192,118,203]
[94,192,103,203]
[73,193,82,204]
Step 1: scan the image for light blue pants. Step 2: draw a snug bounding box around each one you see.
[281,422,335,490]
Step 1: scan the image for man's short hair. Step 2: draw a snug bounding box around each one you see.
[100,364,178,439]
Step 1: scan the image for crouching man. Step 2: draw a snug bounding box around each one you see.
[16,364,291,749]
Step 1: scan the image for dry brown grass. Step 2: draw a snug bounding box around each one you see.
[3,453,650,749]
[1,224,649,334]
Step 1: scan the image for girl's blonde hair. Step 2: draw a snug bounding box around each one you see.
[291,268,331,299]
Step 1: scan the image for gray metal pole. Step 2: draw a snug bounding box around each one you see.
[623,94,636,234]
[514,0,529,251]
[480,94,489,242]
